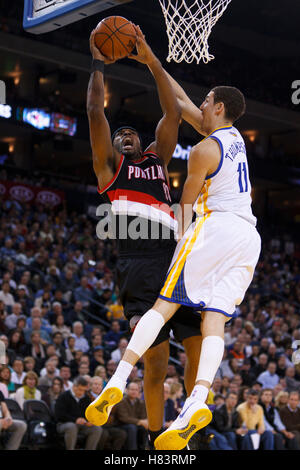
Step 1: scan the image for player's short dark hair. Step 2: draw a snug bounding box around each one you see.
[211,86,246,123]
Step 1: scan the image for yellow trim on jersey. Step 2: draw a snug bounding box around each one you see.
[161,182,212,298]
[195,179,212,216]
[202,125,232,142]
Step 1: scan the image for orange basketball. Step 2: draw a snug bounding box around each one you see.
[94,16,137,61]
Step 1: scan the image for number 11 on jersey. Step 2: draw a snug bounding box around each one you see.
[237,162,248,193]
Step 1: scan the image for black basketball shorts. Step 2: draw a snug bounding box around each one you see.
[116,251,201,348]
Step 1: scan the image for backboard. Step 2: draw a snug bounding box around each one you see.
[23,0,133,34]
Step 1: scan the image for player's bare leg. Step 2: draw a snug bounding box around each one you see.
[182,335,202,396]
[85,298,179,426]
[143,340,170,443]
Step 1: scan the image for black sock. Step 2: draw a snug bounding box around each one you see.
[148,428,164,446]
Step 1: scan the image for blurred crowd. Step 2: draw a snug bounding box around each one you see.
[0,170,300,450]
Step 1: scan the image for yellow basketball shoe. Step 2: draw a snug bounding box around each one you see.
[154,399,212,450]
[85,377,125,426]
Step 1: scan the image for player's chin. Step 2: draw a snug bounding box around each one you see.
[122,148,138,159]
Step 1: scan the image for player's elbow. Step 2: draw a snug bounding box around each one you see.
[165,105,181,125]
[87,103,104,119]
[173,101,182,121]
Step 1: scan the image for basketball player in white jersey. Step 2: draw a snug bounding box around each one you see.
[86,78,261,450]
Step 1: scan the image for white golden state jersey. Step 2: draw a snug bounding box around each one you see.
[193,126,257,226]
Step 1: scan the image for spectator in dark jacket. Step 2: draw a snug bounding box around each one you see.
[55,376,103,450]
[260,388,300,450]
[279,391,300,448]
[163,382,178,429]
[113,381,148,450]
[209,392,242,450]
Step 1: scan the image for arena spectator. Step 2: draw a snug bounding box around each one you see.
[42,376,64,413]
[59,365,73,391]
[236,389,274,450]
[279,391,300,447]
[23,356,36,374]
[217,357,239,380]
[51,332,67,365]
[110,338,128,364]
[0,365,14,394]
[275,391,289,411]
[13,371,42,409]
[169,382,184,415]
[260,388,299,450]
[228,340,245,365]
[284,367,300,393]
[112,381,148,450]
[0,281,15,308]
[239,359,256,386]
[71,321,89,353]
[38,358,59,389]
[55,376,103,450]
[257,361,280,389]
[11,358,26,388]
[250,353,269,377]
[24,317,52,345]
[0,390,27,450]
[74,277,91,308]
[64,336,76,363]
[51,315,71,340]
[94,365,108,386]
[4,303,25,330]
[207,377,222,404]
[106,359,118,380]
[89,347,105,375]
[208,392,241,450]
[0,368,9,398]
[21,332,46,373]
[276,355,289,378]
[163,382,178,429]
[103,320,126,350]
[7,329,25,356]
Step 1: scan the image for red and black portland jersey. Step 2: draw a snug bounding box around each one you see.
[97,152,178,256]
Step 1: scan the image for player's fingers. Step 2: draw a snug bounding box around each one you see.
[128,53,138,61]
[90,30,96,48]
[136,25,146,40]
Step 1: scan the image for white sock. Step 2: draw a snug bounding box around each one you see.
[114,360,134,383]
[190,384,209,403]
[126,309,166,357]
[195,335,224,392]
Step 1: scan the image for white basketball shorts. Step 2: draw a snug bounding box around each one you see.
[159,211,261,319]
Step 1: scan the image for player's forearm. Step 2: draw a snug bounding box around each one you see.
[87,71,105,115]
[147,59,181,118]
[165,71,203,133]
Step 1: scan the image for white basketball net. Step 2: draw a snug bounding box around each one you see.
[158,0,232,64]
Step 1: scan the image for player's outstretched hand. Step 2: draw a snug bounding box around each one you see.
[89,29,116,64]
[128,25,157,65]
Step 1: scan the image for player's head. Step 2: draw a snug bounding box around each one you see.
[112,126,142,160]
[199,86,246,134]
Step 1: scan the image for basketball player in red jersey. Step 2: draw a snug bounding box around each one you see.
[85,26,202,448]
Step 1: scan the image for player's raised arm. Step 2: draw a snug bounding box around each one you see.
[87,30,117,189]
[164,71,204,136]
[129,27,181,166]
[178,138,220,236]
